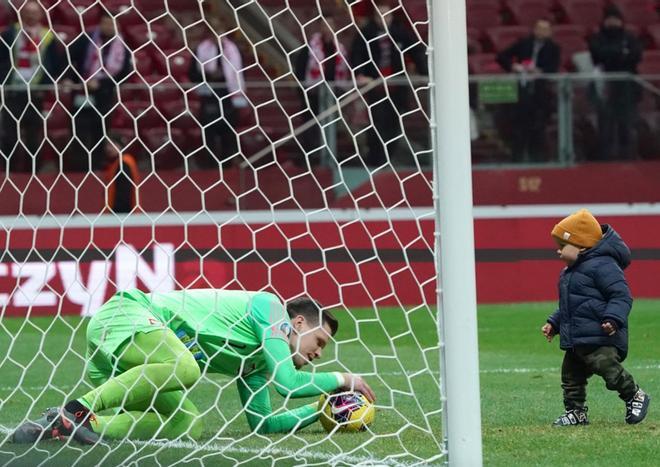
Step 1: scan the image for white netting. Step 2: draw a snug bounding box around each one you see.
[0,0,443,465]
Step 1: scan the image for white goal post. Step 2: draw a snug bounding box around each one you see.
[431,0,483,464]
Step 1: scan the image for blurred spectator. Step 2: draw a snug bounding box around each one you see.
[497,19,560,162]
[189,18,243,168]
[294,15,350,166]
[0,1,63,172]
[589,6,643,160]
[104,136,139,214]
[65,10,131,171]
[348,0,374,28]
[350,3,427,167]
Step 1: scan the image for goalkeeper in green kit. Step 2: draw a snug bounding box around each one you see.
[12,289,376,444]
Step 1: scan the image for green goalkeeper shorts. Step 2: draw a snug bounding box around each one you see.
[86,290,168,385]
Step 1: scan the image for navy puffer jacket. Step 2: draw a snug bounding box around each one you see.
[547,225,633,360]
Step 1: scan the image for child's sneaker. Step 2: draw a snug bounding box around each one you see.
[552,408,589,427]
[625,388,650,424]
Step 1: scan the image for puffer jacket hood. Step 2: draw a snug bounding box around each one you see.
[577,225,631,271]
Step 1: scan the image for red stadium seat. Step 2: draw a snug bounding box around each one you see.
[160,49,193,81]
[167,0,198,11]
[557,0,605,32]
[504,0,554,27]
[133,48,155,79]
[485,26,529,52]
[467,27,484,54]
[611,0,658,29]
[132,0,168,18]
[149,76,186,117]
[68,0,99,8]
[159,99,188,121]
[553,24,587,41]
[466,1,502,31]
[0,2,15,27]
[52,2,101,28]
[44,103,72,149]
[112,100,152,128]
[468,53,504,74]
[142,127,182,151]
[647,23,660,48]
[639,50,660,74]
[552,25,588,69]
[104,0,132,12]
[125,23,172,50]
[171,103,202,137]
[142,126,194,170]
[116,8,145,30]
[399,0,428,41]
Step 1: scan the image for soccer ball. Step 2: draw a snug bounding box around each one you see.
[319,391,375,433]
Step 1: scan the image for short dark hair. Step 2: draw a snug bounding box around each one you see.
[286,297,338,336]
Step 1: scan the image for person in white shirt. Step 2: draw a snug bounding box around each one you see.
[189,18,245,168]
[0,1,64,172]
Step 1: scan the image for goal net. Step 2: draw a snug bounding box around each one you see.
[0,0,445,465]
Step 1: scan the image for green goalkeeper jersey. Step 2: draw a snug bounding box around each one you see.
[130,289,343,433]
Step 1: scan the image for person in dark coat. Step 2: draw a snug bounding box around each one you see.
[589,6,643,160]
[350,3,427,167]
[0,1,64,172]
[65,10,131,171]
[541,209,650,427]
[497,19,560,163]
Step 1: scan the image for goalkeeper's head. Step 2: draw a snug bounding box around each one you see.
[286,297,338,369]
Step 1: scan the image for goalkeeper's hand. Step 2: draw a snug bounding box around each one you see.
[175,329,204,361]
[340,374,376,403]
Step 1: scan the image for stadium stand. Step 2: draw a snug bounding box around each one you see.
[1,0,660,173]
[505,0,555,28]
[556,0,607,31]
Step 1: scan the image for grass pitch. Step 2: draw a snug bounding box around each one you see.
[1,301,659,466]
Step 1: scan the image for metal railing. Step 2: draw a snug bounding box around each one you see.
[1,73,659,175]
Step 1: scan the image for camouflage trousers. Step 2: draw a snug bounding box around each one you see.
[562,345,638,410]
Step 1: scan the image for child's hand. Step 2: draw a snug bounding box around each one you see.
[541,323,556,342]
[601,321,617,336]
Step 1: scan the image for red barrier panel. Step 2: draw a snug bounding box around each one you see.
[5,162,660,215]
[2,215,659,316]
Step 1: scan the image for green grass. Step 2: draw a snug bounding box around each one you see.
[1,301,659,466]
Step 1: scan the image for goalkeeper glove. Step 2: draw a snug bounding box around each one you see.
[175,329,204,361]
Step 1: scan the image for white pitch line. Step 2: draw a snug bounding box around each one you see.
[1,363,659,393]
[0,427,424,467]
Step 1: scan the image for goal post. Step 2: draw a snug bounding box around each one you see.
[0,0,481,465]
[431,0,484,464]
